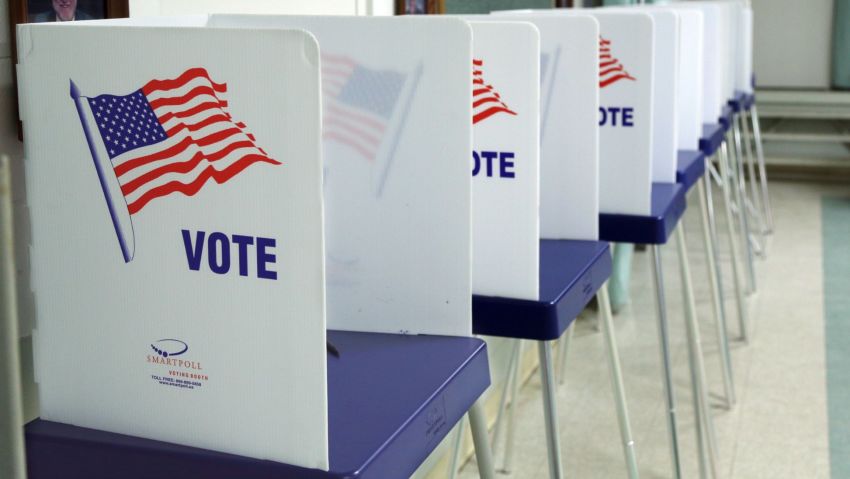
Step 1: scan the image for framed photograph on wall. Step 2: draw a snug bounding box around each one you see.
[7,0,130,137]
[395,0,444,14]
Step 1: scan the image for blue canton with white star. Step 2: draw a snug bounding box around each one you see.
[87,91,168,160]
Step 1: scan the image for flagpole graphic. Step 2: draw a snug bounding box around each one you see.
[70,79,134,263]
[375,61,422,197]
[539,46,561,141]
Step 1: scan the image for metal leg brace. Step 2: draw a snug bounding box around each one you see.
[468,400,497,479]
[650,245,683,479]
[748,105,774,233]
[697,176,737,407]
[501,339,524,473]
[726,135,758,295]
[557,323,574,386]
[676,226,721,479]
[718,144,750,341]
[539,341,565,479]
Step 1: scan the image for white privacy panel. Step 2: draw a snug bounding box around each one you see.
[18,24,328,469]
[717,2,737,103]
[739,7,754,94]
[468,21,540,300]
[673,9,704,151]
[606,6,679,183]
[577,10,656,216]
[489,13,600,240]
[208,15,474,337]
[670,3,722,122]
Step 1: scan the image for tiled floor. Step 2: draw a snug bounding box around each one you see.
[453,181,850,479]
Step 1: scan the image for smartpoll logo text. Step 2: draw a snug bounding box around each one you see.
[598,36,637,128]
[472,59,518,179]
[70,67,281,267]
[147,339,201,370]
[147,339,208,390]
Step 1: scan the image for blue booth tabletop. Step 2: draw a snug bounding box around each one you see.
[25,330,490,479]
[700,123,725,157]
[719,104,734,130]
[472,240,612,341]
[599,182,686,246]
[728,91,747,113]
[676,149,706,191]
[743,92,755,110]
[729,91,756,112]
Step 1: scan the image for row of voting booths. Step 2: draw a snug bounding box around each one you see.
[10,0,772,478]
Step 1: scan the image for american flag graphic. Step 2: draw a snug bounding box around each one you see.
[76,67,279,216]
[473,59,516,125]
[599,36,636,88]
[321,53,407,161]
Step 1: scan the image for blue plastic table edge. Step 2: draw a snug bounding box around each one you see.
[676,149,706,192]
[719,104,734,130]
[728,91,755,112]
[472,240,612,341]
[700,122,725,157]
[24,330,491,479]
[599,182,687,246]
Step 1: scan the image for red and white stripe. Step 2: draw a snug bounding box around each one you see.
[321,53,386,161]
[109,68,279,215]
[472,59,516,125]
[599,37,636,89]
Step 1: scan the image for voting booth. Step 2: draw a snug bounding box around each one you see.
[469,11,642,479]
[17,16,495,478]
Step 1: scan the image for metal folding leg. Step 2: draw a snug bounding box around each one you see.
[557,323,574,385]
[490,340,520,454]
[538,341,564,479]
[738,113,767,243]
[732,116,766,248]
[448,415,466,479]
[451,336,520,478]
[598,284,640,479]
[726,133,758,295]
[501,340,524,473]
[649,245,682,479]
[675,226,720,479]
[740,111,767,238]
[468,400,498,479]
[748,105,774,233]
[718,144,750,341]
[697,176,736,407]
[732,118,765,263]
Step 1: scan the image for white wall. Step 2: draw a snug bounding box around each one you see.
[129,0,360,16]
[751,0,833,88]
